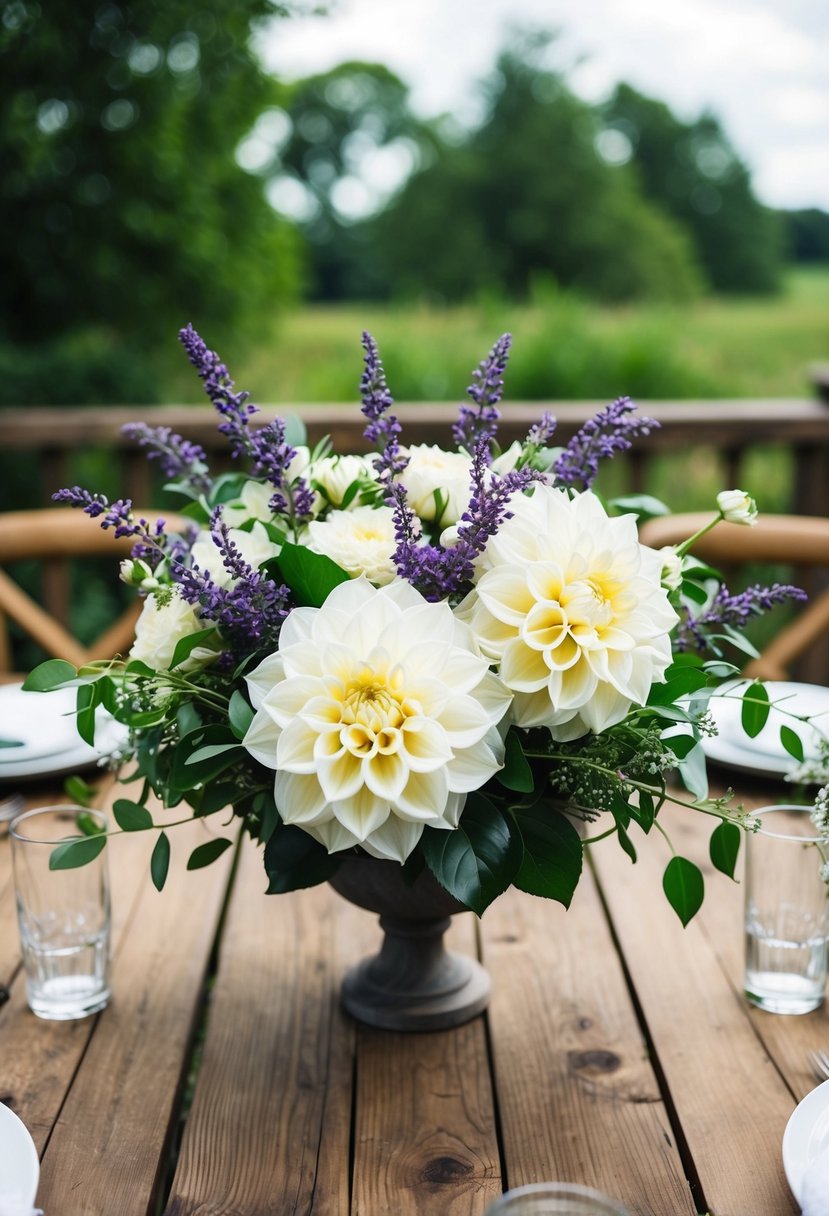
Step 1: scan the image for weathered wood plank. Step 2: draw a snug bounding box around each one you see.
[482,879,696,1216]
[165,842,361,1216]
[34,818,234,1215]
[351,913,501,1216]
[589,804,800,1215]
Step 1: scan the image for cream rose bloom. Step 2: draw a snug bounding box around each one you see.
[398,444,473,525]
[130,589,211,671]
[190,521,280,588]
[242,579,511,863]
[305,504,398,585]
[309,453,376,507]
[457,485,678,739]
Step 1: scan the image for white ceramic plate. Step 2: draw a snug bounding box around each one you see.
[701,680,829,779]
[0,684,128,781]
[0,1103,40,1210]
[783,1079,829,1205]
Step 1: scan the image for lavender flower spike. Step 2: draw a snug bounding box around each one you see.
[122,423,212,497]
[178,323,257,459]
[677,582,808,652]
[359,332,405,474]
[553,396,657,490]
[453,333,512,453]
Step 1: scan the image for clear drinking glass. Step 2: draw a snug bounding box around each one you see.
[484,1182,630,1215]
[744,804,829,1015]
[11,805,111,1020]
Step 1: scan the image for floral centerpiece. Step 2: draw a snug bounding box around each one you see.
[27,327,807,944]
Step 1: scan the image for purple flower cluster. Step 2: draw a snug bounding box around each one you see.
[53,488,170,565]
[526,411,557,449]
[360,331,406,482]
[121,423,212,498]
[453,333,512,454]
[677,582,808,652]
[171,511,293,653]
[178,324,257,460]
[553,397,657,490]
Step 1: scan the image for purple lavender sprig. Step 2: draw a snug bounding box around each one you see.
[453,333,512,454]
[178,323,257,460]
[553,397,656,490]
[526,411,557,449]
[360,331,406,481]
[53,489,171,571]
[121,423,213,498]
[171,511,293,652]
[677,582,808,652]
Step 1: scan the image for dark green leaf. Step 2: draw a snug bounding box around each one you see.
[636,790,655,834]
[186,837,234,870]
[680,578,711,606]
[76,682,98,747]
[275,542,350,608]
[498,729,534,793]
[511,805,583,906]
[176,701,202,737]
[169,628,217,671]
[780,725,804,762]
[197,781,240,816]
[229,689,255,740]
[63,775,96,806]
[264,824,342,892]
[741,681,770,738]
[49,834,106,870]
[665,733,697,760]
[648,666,709,705]
[614,815,637,863]
[151,832,171,892]
[420,795,523,916]
[709,820,741,880]
[113,799,154,832]
[662,856,704,926]
[77,812,106,837]
[22,658,78,691]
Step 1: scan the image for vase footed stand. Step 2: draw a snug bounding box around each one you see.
[339,913,491,1032]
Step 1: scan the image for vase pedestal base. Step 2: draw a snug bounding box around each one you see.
[340,913,491,1032]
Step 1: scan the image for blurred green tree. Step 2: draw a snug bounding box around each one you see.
[0,0,300,401]
[602,84,783,293]
[784,208,829,262]
[371,40,703,302]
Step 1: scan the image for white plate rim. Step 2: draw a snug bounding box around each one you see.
[0,1102,40,1208]
[700,680,829,780]
[0,715,128,781]
[783,1078,829,1204]
[0,683,81,762]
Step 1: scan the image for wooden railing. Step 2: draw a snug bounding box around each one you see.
[3,398,829,515]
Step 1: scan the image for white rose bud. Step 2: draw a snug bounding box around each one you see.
[658,546,683,591]
[119,558,158,590]
[439,524,462,549]
[716,489,758,526]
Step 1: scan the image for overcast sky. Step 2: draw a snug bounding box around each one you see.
[259,0,829,211]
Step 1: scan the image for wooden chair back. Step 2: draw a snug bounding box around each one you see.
[639,512,829,682]
[0,508,184,673]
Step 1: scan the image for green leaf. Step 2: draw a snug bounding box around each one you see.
[664,733,697,760]
[170,725,241,790]
[151,832,171,892]
[186,837,234,870]
[168,628,217,671]
[780,725,804,762]
[709,821,741,880]
[49,834,107,870]
[264,824,341,892]
[677,741,709,801]
[77,811,106,837]
[196,781,240,817]
[113,799,154,832]
[662,856,704,926]
[64,775,96,806]
[283,413,307,447]
[741,681,770,738]
[512,805,583,906]
[229,689,255,740]
[610,493,670,519]
[421,795,523,915]
[648,666,709,705]
[22,658,78,691]
[636,790,655,834]
[498,729,534,793]
[186,743,241,766]
[76,682,98,747]
[176,701,203,737]
[275,542,350,608]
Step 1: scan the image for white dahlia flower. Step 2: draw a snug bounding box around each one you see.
[305,504,398,585]
[458,485,678,739]
[242,578,511,863]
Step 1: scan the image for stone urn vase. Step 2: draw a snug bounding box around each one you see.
[328,855,490,1032]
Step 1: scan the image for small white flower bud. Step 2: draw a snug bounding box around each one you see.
[658,546,683,591]
[716,489,758,526]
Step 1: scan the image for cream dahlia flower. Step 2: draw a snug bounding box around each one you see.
[242,578,511,863]
[305,504,398,585]
[458,485,678,740]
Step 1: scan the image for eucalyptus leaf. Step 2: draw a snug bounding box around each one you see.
[169,628,217,671]
[229,689,255,740]
[151,831,171,892]
[113,799,154,832]
[741,681,770,738]
[76,682,98,747]
[709,821,741,880]
[49,834,107,870]
[22,658,79,691]
[186,837,234,870]
[780,725,804,762]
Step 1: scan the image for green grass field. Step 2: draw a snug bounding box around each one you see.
[164,267,829,405]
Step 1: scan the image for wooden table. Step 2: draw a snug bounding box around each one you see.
[1,773,825,1216]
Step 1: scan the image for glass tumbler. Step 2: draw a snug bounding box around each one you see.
[11,805,111,1020]
[485,1182,630,1214]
